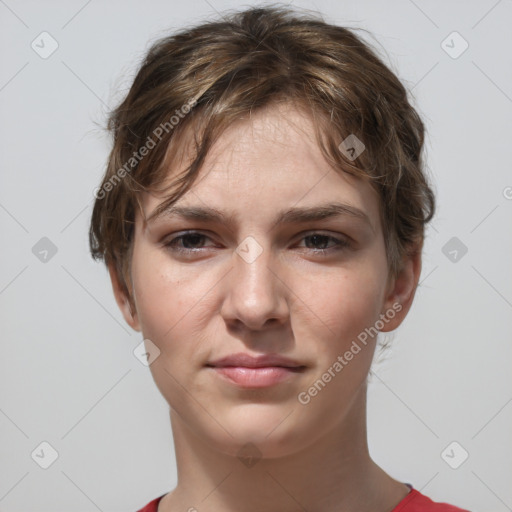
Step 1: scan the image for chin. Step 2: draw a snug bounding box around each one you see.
[199,403,322,460]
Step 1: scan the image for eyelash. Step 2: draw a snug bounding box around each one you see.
[163,231,351,256]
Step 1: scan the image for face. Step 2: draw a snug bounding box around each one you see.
[110,102,420,459]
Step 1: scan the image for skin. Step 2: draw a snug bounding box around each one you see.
[109,102,422,512]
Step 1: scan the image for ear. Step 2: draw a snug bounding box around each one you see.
[108,262,141,332]
[379,243,423,333]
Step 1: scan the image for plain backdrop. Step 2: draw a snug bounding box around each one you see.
[1,1,511,511]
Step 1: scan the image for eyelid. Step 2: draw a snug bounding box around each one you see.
[297,229,352,244]
[162,230,217,248]
[162,230,352,254]
[296,232,351,251]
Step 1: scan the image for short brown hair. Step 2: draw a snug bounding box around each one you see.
[89,5,435,309]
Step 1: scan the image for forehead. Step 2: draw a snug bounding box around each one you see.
[139,102,382,232]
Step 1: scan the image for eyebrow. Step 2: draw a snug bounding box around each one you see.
[148,202,374,231]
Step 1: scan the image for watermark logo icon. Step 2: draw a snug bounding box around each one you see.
[31,32,59,59]
[441,441,469,469]
[31,441,59,469]
[32,237,58,263]
[442,237,468,263]
[236,236,263,264]
[441,31,469,59]
[338,134,365,161]
[237,442,262,468]
[133,339,161,366]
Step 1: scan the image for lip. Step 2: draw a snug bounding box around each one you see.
[206,353,306,388]
[207,352,304,369]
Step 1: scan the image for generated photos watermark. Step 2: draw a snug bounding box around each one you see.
[297,302,402,405]
[94,97,198,200]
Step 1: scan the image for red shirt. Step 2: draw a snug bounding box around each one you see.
[136,488,470,511]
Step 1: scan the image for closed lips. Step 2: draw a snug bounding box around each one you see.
[206,352,306,369]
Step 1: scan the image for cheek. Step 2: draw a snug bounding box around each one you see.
[293,259,387,355]
[131,246,178,336]
[131,250,215,360]
[130,255,212,406]
[337,273,383,332]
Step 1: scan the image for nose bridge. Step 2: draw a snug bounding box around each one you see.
[234,234,276,297]
[225,234,286,327]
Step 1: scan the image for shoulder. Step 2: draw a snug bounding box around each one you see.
[392,489,471,512]
[135,494,166,512]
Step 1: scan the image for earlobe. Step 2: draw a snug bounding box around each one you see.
[107,262,141,332]
[380,247,422,333]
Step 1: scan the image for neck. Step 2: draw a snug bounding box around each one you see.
[159,384,409,512]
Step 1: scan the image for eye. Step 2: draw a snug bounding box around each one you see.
[162,231,351,257]
[163,231,215,254]
[296,233,351,255]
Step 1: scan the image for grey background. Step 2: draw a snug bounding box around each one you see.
[1,0,511,511]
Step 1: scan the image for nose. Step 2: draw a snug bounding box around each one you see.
[220,237,289,332]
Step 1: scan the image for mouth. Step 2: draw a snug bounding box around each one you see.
[205,353,307,388]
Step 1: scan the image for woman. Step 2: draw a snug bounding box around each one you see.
[89,6,469,511]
